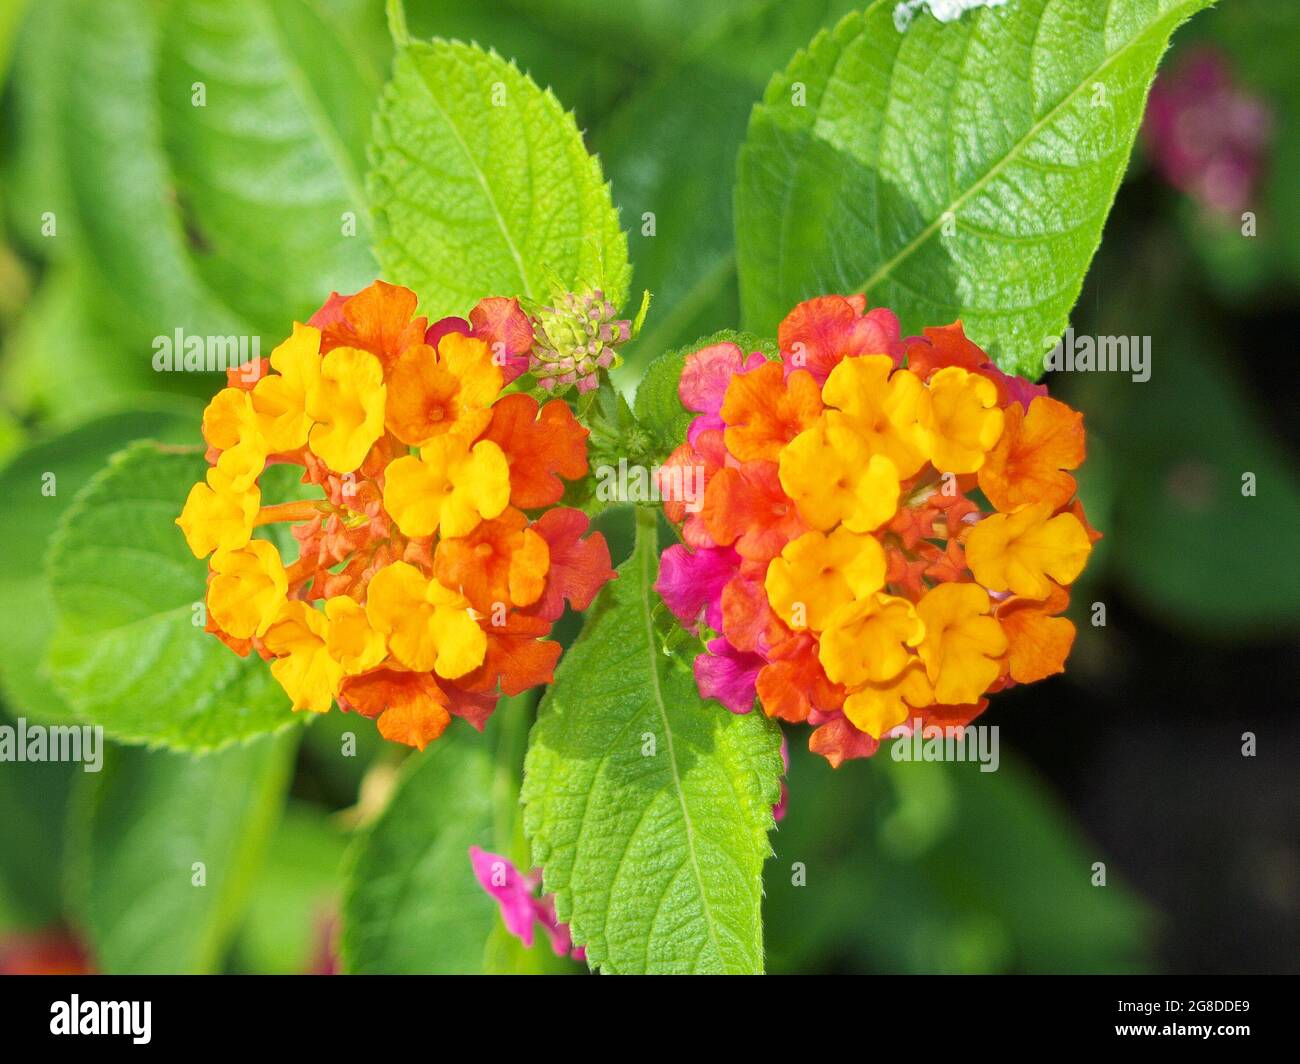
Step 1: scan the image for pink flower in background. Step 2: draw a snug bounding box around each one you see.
[1143,46,1272,215]
[309,908,340,975]
[0,929,92,974]
[469,846,585,962]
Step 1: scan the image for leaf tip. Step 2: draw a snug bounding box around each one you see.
[385,0,410,48]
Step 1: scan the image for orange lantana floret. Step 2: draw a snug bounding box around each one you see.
[978,396,1085,512]
[701,460,806,563]
[996,581,1076,685]
[481,393,589,509]
[311,280,428,373]
[340,668,451,751]
[432,507,550,614]
[720,361,822,462]
[384,333,502,446]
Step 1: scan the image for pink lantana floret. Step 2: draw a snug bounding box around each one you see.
[654,543,739,633]
[693,636,764,715]
[679,342,767,445]
[469,846,585,962]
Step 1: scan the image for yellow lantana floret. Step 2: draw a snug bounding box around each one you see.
[916,582,1007,705]
[305,345,386,473]
[764,526,886,631]
[819,592,925,687]
[364,561,486,679]
[207,539,287,639]
[211,434,267,494]
[779,417,900,533]
[964,502,1092,600]
[263,601,344,713]
[842,661,934,740]
[821,355,927,478]
[203,387,258,451]
[202,386,269,492]
[917,366,1004,474]
[323,596,387,675]
[383,436,510,539]
[252,322,321,453]
[176,464,260,558]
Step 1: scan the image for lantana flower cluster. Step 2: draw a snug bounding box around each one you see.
[655,295,1100,767]
[176,281,615,749]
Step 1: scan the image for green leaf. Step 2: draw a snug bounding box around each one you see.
[402,0,637,123]
[522,507,783,973]
[505,0,860,88]
[1093,339,1300,633]
[735,0,1213,378]
[340,686,590,967]
[592,2,872,383]
[1,0,74,254]
[34,0,383,346]
[338,692,564,974]
[1,266,180,425]
[66,732,296,974]
[0,408,200,724]
[0,0,30,97]
[339,715,509,974]
[633,328,776,464]
[765,742,1151,974]
[51,0,256,343]
[231,802,349,974]
[312,0,394,85]
[368,37,629,316]
[0,709,76,931]
[44,441,300,749]
[595,69,755,383]
[157,0,379,332]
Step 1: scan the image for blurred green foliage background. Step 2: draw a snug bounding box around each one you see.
[0,0,1296,974]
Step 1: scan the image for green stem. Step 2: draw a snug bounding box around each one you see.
[490,689,536,863]
[634,502,659,553]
